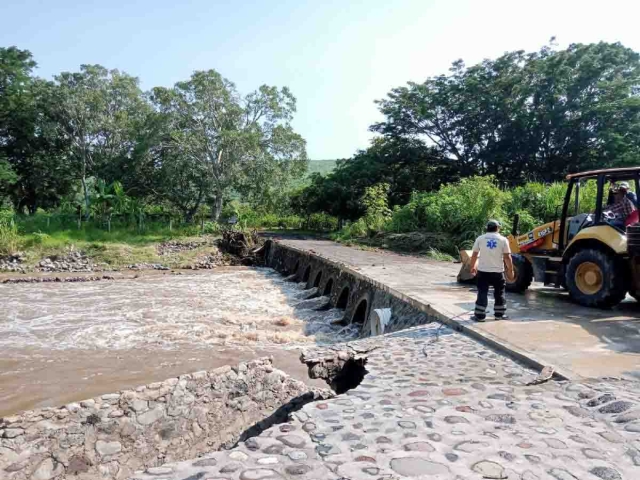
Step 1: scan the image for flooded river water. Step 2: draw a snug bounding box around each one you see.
[0,268,357,416]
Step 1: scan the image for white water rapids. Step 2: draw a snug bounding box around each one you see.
[0,268,359,415]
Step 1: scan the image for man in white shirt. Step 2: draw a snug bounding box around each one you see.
[469,220,515,322]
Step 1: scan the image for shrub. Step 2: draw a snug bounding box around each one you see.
[31,232,51,245]
[307,213,338,231]
[0,214,19,255]
[203,222,222,234]
[392,176,508,242]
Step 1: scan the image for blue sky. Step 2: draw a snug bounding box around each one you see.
[2,0,640,159]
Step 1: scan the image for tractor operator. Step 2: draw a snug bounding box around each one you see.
[469,220,515,322]
[607,181,638,208]
[604,183,637,229]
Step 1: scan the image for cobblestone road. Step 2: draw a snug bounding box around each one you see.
[131,323,640,479]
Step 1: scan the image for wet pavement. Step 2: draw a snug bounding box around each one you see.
[131,323,640,480]
[278,239,640,380]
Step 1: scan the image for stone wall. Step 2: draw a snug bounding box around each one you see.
[0,358,327,480]
[266,240,440,334]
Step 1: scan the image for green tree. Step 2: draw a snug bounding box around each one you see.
[292,137,457,221]
[151,70,307,221]
[373,42,640,184]
[53,65,149,216]
[0,47,74,213]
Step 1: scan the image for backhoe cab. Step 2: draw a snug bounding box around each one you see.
[458,167,640,308]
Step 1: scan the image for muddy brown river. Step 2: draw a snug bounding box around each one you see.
[0,268,357,416]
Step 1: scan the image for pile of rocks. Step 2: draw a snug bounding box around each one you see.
[156,239,211,256]
[126,263,170,271]
[0,253,26,273]
[3,275,115,284]
[36,250,97,273]
[190,250,229,269]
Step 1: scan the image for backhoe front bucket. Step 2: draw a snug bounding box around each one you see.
[457,249,476,283]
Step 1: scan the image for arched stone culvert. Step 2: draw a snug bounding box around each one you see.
[336,286,350,309]
[352,298,369,325]
[293,261,300,277]
[302,265,311,283]
[323,278,334,297]
[313,271,323,288]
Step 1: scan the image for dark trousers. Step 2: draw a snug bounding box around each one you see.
[475,271,506,320]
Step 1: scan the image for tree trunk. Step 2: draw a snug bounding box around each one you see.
[81,156,90,220]
[211,195,223,222]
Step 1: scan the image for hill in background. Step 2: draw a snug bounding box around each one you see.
[307,160,337,176]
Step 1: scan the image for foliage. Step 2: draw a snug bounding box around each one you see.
[53,65,149,216]
[362,183,392,218]
[0,48,308,223]
[0,212,19,255]
[292,137,458,221]
[151,70,307,221]
[372,42,640,184]
[334,176,601,255]
[307,160,337,176]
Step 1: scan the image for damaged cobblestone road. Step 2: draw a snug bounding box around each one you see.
[132,323,640,480]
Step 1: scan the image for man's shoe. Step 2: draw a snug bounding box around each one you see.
[470,315,486,322]
[494,315,510,320]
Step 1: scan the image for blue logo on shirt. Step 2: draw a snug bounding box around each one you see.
[486,239,498,249]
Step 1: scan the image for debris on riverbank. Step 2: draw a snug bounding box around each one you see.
[0,253,26,273]
[0,230,266,276]
[219,229,265,265]
[36,249,102,273]
[2,274,116,284]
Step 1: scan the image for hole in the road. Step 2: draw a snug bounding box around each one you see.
[313,271,323,288]
[331,358,368,394]
[302,266,311,283]
[352,299,368,324]
[337,286,350,309]
[323,278,334,296]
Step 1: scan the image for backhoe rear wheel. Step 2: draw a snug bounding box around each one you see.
[565,249,627,308]
[506,254,533,293]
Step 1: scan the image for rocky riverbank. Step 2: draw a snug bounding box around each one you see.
[0,234,263,275]
[0,358,332,480]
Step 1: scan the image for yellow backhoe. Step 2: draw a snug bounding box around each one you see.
[458,167,640,308]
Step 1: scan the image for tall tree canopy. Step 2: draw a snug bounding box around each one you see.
[0,48,307,218]
[297,42,640,221]
[0,47,74,212]
[53,65,149,216]
[372,42,640,184]
[151,70,307,220]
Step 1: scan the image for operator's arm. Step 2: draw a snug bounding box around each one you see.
[470,237,480,275]
[503,237,515,279]
[503,253,514,278]
[470,251,479,275]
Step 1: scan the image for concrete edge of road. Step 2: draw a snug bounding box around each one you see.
[274,239,577,382]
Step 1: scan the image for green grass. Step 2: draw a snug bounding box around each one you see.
[1,214,221,269]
